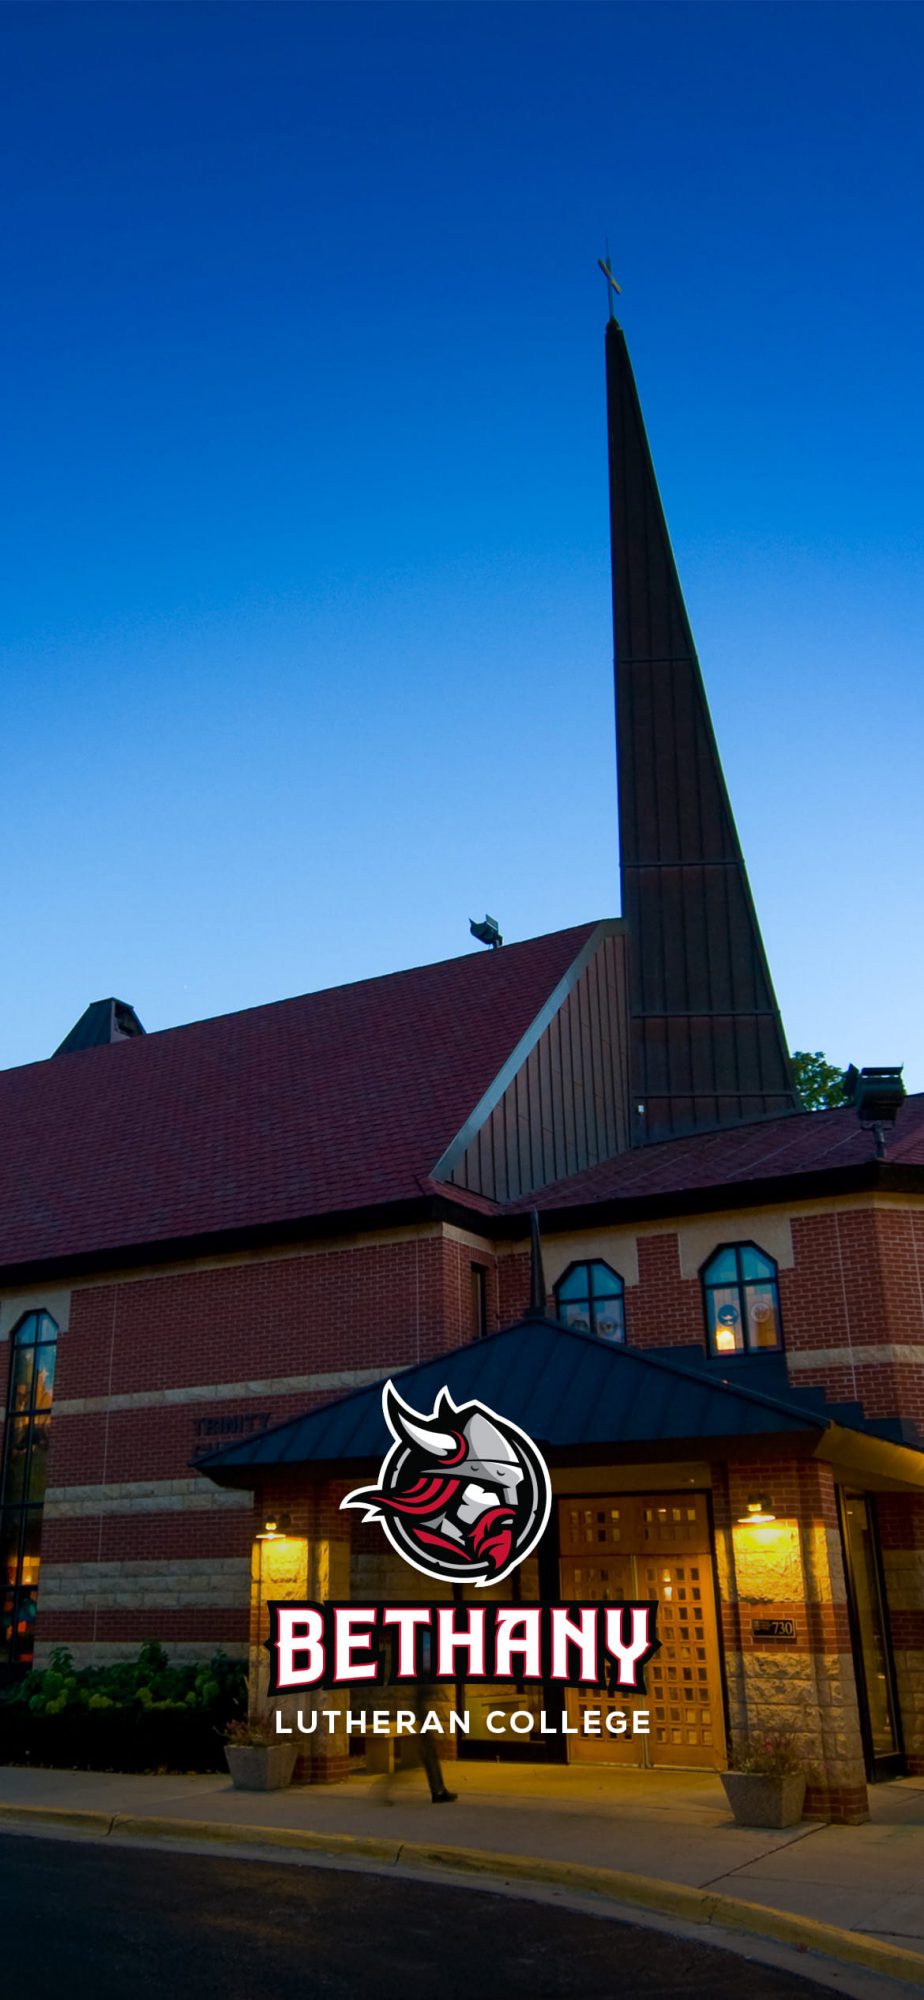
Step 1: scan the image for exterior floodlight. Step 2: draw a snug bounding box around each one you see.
[843,1065,906,1159]
[843,1065,906,1125]
[737,1494,776,1525]
[470,915,503,949]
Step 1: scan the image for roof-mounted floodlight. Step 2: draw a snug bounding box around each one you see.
[470,915,503,949]
[842,1064,906,1159]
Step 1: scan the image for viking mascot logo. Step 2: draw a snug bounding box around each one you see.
[341,1382,552,1587]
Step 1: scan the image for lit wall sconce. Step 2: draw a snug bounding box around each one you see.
[256,1512,291,1540]
[737,1494,776,1525]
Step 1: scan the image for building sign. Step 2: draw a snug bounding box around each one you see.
[751,1617,797,1642]
[266,1381,660,1732]
[267,1599,658,1692]
[191,1411,272,1460]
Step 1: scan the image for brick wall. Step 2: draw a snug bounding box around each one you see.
[499,1201,924,1421]
[783,1207,924,1425]
[0,1225,498,1665]
[3,1192,923,1692]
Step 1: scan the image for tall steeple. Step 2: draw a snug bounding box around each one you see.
[605,314,797,1143]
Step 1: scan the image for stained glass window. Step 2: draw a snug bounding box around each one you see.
[0,1311,58,1669]
[702,1246,782,1356]
[554,1262,626,1343]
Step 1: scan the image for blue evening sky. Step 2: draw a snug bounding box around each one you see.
[3,3,922,1089]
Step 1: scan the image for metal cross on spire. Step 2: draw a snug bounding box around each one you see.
[597,244,621,321]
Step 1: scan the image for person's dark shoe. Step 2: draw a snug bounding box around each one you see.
[431,1789,457,1804]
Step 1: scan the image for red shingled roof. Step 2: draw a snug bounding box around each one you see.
[529,1093,924,1212]
[0,924,597,1275]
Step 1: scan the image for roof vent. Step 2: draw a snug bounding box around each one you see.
[112,1001,144,1041]
[54,999,146,1057]
[842,1065,906,1159]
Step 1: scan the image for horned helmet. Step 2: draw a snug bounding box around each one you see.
[386,1387,525,1505]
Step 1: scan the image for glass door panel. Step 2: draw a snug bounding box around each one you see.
[841,1493,901,1773]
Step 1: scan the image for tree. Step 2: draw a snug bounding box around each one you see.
[791,1051,849,1112]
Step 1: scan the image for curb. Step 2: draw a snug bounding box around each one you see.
[1,1802,923,1988]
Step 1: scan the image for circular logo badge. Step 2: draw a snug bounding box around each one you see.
[342,1381,552,1588]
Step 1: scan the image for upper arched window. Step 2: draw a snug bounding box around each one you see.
[1,1310,58,1669]
[702,1245,782,1356]
[555,1261,625,1343]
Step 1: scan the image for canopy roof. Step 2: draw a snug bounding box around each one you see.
[199,1315,918,1483]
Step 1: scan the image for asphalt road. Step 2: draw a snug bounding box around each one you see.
[0,1832,836,1999]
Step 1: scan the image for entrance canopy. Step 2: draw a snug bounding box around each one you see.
[198,1317,924,1485]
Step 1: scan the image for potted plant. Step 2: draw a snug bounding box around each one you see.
[223,1711,298,1791]
[720,1728,807,1828]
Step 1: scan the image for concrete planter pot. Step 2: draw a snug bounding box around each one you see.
[224,1742,298,1791]
[720,1770,806,1828]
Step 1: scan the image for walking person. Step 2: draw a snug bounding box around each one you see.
[406,1675,457,1804]
[378,1632,457,1805]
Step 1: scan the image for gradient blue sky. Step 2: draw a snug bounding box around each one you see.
[3,2,922,1087]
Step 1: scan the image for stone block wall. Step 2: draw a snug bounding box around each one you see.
[248,1478,352,1782]
[713,1454,868,1823]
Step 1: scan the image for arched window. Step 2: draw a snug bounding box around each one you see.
[702,1246,782,1356]
[1,1311,58,1669]
[555,1261,625,1343]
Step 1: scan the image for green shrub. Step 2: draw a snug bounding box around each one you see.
[0,1641,247,1771]
[2,1642,245,1720]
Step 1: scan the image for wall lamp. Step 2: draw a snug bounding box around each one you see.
[737,1494,776,1525]
[256,1513,291,1540]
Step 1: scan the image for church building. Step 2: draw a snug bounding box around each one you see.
[1,311,922,1827]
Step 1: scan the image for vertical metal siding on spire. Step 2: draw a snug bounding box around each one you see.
[448,929,630,1202]
[606,319,797,1142]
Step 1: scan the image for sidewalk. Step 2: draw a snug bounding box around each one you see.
[1,1761,924,1982]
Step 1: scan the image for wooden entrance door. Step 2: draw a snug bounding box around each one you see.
[559,1497,644,1764]
[558,1494,726,1770]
